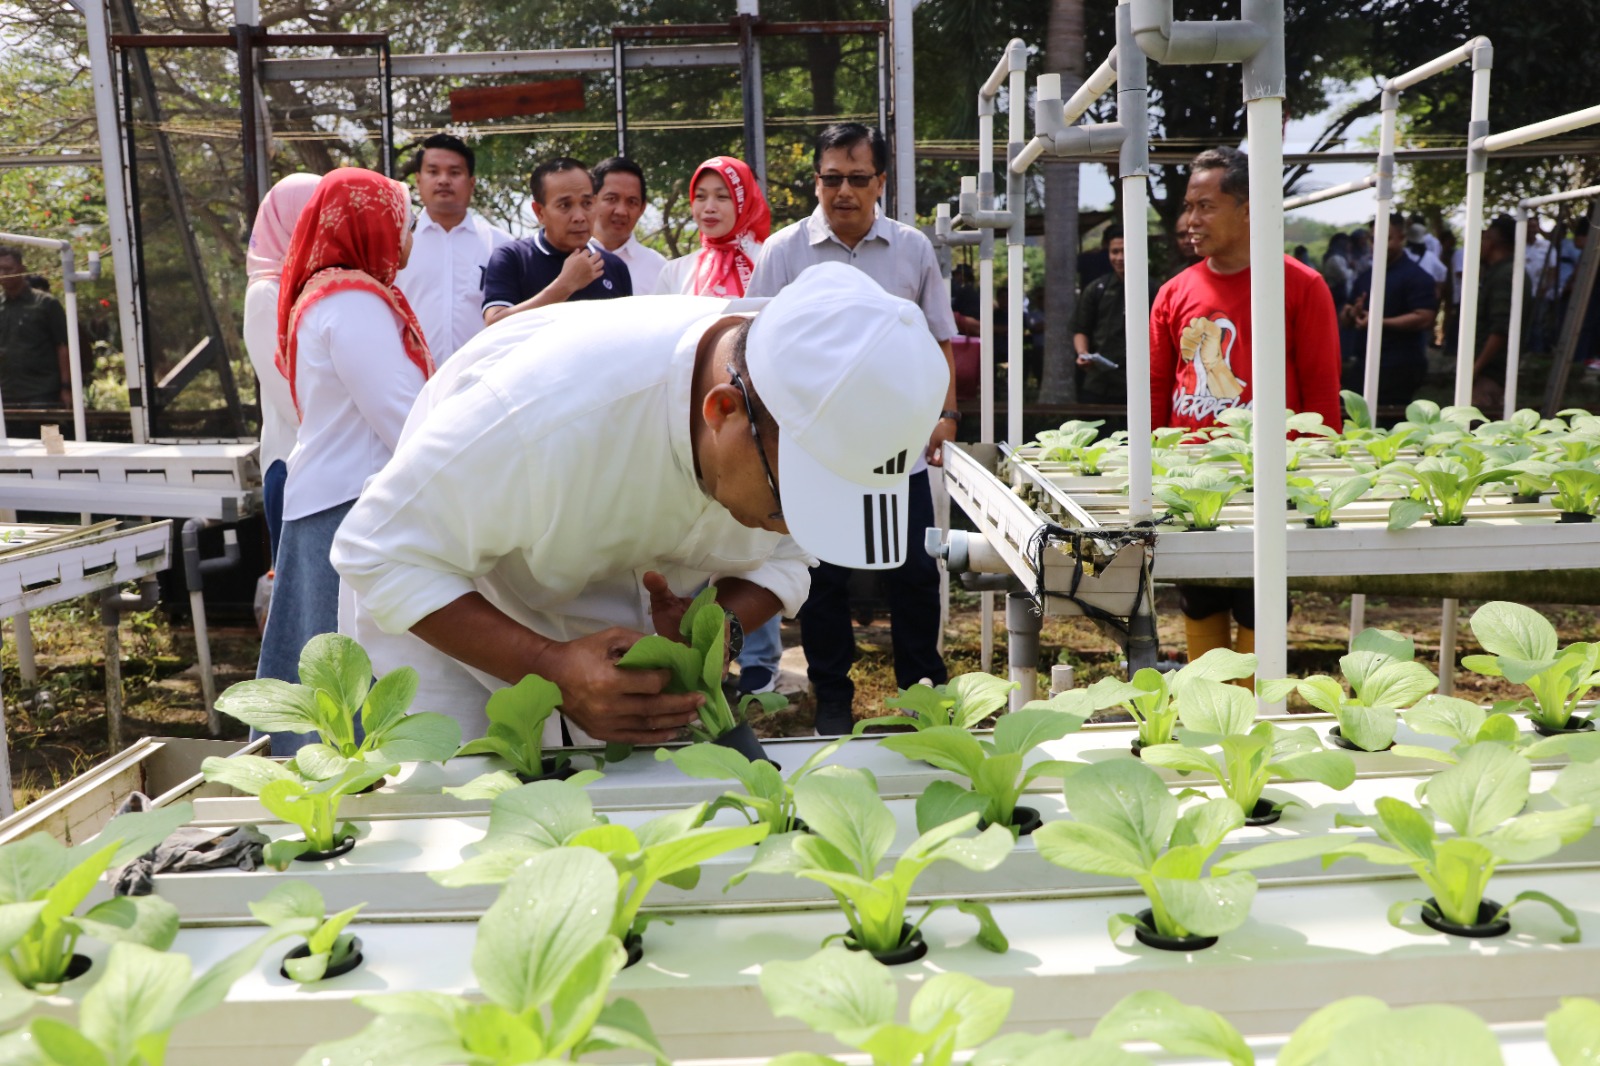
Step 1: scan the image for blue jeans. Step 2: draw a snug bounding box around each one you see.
[736,615,783,691]
[262,459,287,566]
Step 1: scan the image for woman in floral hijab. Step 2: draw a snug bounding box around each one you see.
[255,167,434,754]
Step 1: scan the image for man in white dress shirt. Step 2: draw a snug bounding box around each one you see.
[394,133,513,362]
[332,263,948,747]
[593,156,666,295]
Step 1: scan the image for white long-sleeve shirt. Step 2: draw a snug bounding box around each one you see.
[608,234,667,296]
[331,295,814,740]
[393,208,513,362]
[283,289,426,520]
[241,278,299,473]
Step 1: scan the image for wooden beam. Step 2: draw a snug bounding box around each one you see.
[448,78,585,123]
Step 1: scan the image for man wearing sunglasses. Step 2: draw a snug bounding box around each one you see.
[332,263,948,750]
[745,123,960,737]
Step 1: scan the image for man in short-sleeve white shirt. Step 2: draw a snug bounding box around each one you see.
[594,156,667,295]
[395,133,513,362]
[745,123,959,736]
[332,263,949,747]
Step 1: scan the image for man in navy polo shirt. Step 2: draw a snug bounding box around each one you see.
[483,157,631,327]
[1340,211,1439,409]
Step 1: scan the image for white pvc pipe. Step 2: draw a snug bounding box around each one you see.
[1249,95,1289,702]
[1506,208,1528,416]
[1522,184,1600,210]
[1454,62,1491,407]
[980,51,1012,100]
[1007,61,1025,449]
[1439,598,1459,695]
[1479,104,1600,154]
[1282,174,1376,211]
[1061,54,1119,128]
[1386,38,1479,92]
[1012,138,1048,175]
[891,0,916,224]
[1123,174,1154,519]
[1362,95,1400,410]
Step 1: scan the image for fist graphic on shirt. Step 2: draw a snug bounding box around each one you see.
[1179,316,1246,400]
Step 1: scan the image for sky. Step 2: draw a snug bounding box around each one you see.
[1077,78,1385,226]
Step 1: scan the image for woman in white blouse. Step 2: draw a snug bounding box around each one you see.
[255,167,434,754]
[243,172,319,561]
[654,155,771,297]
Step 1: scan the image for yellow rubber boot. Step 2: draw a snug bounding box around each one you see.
[1184,612,1233,661]
[1233,624,1257,692]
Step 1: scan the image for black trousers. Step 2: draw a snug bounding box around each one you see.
[799,470,948,706]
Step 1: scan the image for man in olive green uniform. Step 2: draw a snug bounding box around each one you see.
[1471,216,1517,411]
[1072,226,1128,404]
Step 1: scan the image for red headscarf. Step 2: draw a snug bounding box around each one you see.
[689,156,771,298]
[274,167,433,414]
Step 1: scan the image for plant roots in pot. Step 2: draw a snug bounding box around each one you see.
[714,720,778,769]
[1558,512,1596,524]
[1327,725,1393,753]
[844,922,928,966]
[978,806,1043,837]
[280,937,364,981]
[1532,715,1595,738]
[622,930,644,969]
[1131,909,1217,952]
[515,757,578,784]
[1420,898,1510,938]
[1243,798,1281,826]
[294,835,357,862]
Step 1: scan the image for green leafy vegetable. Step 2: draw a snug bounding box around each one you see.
[1154,466,1247,531]
[655,737,846,834]
[1090,648,1257,749]
[450,672,593,794]
[0,802,192,991]
[732,766,1014,955]
[616,586,745,742]
[201,755,391,868]
[1462,600,1600,731]
[300,848,668,1066]
[855,672,1019,734]
[247,881,363,983]
[1222,743,1593,940]
[1286,474,1372,528]
[882,700,1089,832]
[213,633,461,772]
[1142,720,1356,821]
[1260,627,1436,751]
[1546,997,1600,1066]
[1034,759,1258,944]
[1380,457,1513,528]
[432,777,609,887]
[1278,998,1504,1065]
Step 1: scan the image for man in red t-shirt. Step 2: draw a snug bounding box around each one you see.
[1149,146,1342,669]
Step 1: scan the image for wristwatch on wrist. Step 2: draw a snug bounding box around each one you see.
[725,612,745,661]
[939,409,962,424]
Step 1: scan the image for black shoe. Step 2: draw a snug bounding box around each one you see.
[813,702,856,737]
[736,666,775,698]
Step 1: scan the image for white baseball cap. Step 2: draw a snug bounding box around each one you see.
[745,262,949,570]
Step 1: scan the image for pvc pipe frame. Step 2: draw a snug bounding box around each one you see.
[1506,184,1600,414]
[0,232,97,444]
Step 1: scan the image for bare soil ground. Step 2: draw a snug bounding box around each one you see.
[5,589,1597,806]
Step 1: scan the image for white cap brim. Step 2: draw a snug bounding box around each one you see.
[778,432,913,570]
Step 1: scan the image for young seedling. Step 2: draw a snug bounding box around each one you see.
[437,786,767,954]
[1154,466,1248,531]
[248,881,364,983]
[0,802,192,991]
[1222,743,1594,941]
[302,849,668,1066]
[1548,462,1600,517]
[1088,647,1257,751]
[855,672,1018,734]
[655,737,847,835]
[0,936,283,1066]
[1260,627,1436,751]
[1142,678,1356,823]
[1286,473,1373,528]
[201,754,393,867]
[1034,420,1128,476]
[1380,456,1515,528]
[617,586,772,758]
[1394,694,1600,775]
[451,673,585,791]
[880,701,1090,835]
[214,633,461,770]
[1034,759,1258,948]
[1393,399,1485,452]
[1462,600,1600,732]
[733,766,1014,959]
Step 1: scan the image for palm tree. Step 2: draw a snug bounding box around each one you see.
[1036,0,1084,404]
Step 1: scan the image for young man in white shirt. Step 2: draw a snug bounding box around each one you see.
[333,263,949,748]
[393,133,513,362]
[593,156,666,296]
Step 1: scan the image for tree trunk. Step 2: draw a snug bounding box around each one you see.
[1036,0,1084,405]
